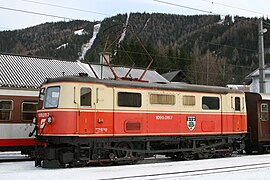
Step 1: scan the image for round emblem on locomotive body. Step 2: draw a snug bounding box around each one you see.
[187,116,196,131]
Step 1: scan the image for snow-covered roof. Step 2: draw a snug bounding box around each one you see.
[246,64,270,78]
[0,53,168,89]
[78,61,168,82]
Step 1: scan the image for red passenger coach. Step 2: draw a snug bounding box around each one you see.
[34,76,247,168]
[245,92,270,153]
[0,87,38,155]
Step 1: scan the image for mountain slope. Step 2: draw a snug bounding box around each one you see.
[0,13,267,85]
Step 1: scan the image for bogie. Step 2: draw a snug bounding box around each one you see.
[34,135,244,168]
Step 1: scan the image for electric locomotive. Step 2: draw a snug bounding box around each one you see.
[34,75,247,168]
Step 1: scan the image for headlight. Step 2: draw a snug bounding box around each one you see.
[32,117,37,124]
[47,116,53,124]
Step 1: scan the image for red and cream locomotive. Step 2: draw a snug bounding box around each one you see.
[34,75,247,167]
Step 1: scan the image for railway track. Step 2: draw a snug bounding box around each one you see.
[105,161,270,180]
[0,154,269,180]
[0,152,33,163]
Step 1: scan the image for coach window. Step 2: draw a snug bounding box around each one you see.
[260,103,268,121]
[0,100,13,121]
[22,101,38,121]
[202,96,220,110]
[235,97,240,111]
[118,92,141,107]
[80,87,91,107]
[44,86,60,108]
[150,94,175,105]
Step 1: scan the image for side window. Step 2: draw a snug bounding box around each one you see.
[118,92,141,107]
[44,86,60,108]
[22,101,38,121]
[260,103,268,121]
[202,96,220,110]
[235,97,240,111]
[183,95,195,106]
[38,88,45,109]
[150,94,175,105]
[80,87,91,107]
[0,100,13,121]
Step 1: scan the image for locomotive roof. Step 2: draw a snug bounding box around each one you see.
[44,76,243,94]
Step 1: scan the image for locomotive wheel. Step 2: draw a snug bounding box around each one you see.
[182,152,195,160]
[99,160,114,166]
[114,142,133,158]
[258,147,267,154]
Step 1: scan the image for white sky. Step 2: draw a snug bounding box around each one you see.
[0,0,270,30]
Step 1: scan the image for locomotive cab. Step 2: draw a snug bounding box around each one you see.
[37,84,78,135]
[36,77,114,137]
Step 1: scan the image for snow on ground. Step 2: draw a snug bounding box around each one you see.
[0,154,270,180]
[142,18,151,31]
[118,13,130,44]
[56,43,68,50]
[74,29,85,36]
[78,23,101,60]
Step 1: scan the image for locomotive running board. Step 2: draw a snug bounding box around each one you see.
[104,139,229,154]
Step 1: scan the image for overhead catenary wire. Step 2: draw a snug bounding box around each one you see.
[21,0,110,16]
[115,49,256,70]
[0,0,264,78]
[153,0,261,27]
[201,0,268,17]
[0,6,76,20]
[153,0,211,14]
[0,2,259,57]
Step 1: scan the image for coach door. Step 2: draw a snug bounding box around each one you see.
[258,101,270,141]
[78,85,95,134]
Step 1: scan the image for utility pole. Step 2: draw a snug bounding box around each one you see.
[258,18,266,93]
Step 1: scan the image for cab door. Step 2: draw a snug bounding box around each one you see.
[233,96,243,132]
[258,102,270,141]
[78,85,95,134]
[201,95,222,134]
[93,87,114,135]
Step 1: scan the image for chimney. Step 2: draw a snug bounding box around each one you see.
[99,52,111,65]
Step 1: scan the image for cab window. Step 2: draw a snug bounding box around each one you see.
[235,97,240,111]
[80,87,91,107]
[44,86,60,108]
[38,88,45,109]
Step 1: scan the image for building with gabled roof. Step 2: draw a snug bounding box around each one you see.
[0,53,168,89]
[161,70,190,83]
[245,64,270,93]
